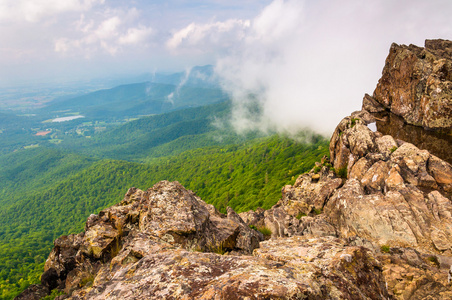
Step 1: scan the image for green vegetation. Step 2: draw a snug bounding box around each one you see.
[296,212,307,219]
[257,226,272,237]
[208,239,226,255]
[0,134,329,299]
[334,165,348,179]
[380,245,390,253]
[427,255,440,268]
[0,81,330,299]
[390,146,398,153]
[40,289,65,300]
[350,117,360,128]
[313,208,323,215]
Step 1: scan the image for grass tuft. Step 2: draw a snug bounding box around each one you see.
[380,245,390,253]
[427,255,440,268]
[257,226,272,237]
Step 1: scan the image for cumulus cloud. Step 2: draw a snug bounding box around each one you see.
[119,26,154,45]
[166,19,251,54]
[0,0,104,23]
[169,0,452,136]
[54,8,153,57]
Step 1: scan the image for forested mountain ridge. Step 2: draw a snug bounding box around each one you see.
[42,82,227,119]
[13,39,452,300]
[0,67,226,156]
[0,110,329,299]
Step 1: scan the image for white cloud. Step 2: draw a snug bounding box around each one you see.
[53,9,153,57]
[168,0,452,136]
[0,0,104,23]
[95,16,121,40]
[166,19,251,53]
[119,26,153,45]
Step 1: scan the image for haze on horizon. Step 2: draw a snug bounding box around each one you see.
[1,0,451,134]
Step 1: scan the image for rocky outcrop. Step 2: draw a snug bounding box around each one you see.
[372,39,452,130]
[14,284,49,300]
[38,181,263,297]
[327,111,452,253]
[16,39,452,300]
[66,236,389,300]
[23,181,394,300]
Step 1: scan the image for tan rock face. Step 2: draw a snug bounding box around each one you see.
[40,181,264,295]
[65,236,390,300]
[379,247,452,300]
[328,111,452,253]
[373,39,452,130]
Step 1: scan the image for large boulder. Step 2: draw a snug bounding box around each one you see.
[37,181,264,296]
[67,236,390,300]
[372,39,452,130]
[328,112,452,253]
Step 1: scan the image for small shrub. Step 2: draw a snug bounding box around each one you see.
[41,289,65,300]
[258,226,272,237]
[335,166,348,179]
[390,146,398,153]
[350,118,360,128]
[380,245,390,253]
[249,224,258,231]
[296,212,307,219]
[79,275,94,288]
[313,208,323,215]
[209,242,226,255]
[427,255,440,268]
[313,166,321,173]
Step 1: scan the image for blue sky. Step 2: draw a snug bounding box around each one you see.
[1,0,451,133]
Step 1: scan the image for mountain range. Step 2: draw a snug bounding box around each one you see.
[2,40,452,300]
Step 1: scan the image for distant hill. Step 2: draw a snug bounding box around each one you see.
[50,100,244,161]
[42,81,227,120]
[150,65,219,88]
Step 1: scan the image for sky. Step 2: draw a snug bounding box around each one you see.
[1,0,451,134]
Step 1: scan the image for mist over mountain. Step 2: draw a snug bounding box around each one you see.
[1,1,452,299]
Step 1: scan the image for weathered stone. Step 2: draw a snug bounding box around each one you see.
[139,181,211,243]
[379,248,452,299]
[363,93,386,112]
[385,165,406,190]
[348,124,376,158]
[429,154,452,185]
[376,134,398,154]
[282,172,342,211]
[361,160,390,193]
[373,40,452,130]
[17,39,452,300]
[13,284,49,300]
[349,157,371,180]
[64,236,390,300]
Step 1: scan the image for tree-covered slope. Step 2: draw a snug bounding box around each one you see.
[0,134,329,300]
[42,82,227,120]
[50,100,236,160]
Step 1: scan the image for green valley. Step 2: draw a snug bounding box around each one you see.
[0,71,329,300]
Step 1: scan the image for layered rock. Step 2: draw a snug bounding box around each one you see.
[39,181,263,297]
[67,236,389,300]
[328,111,452,253]
[20,181,396,300]
[371,39,452,130]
